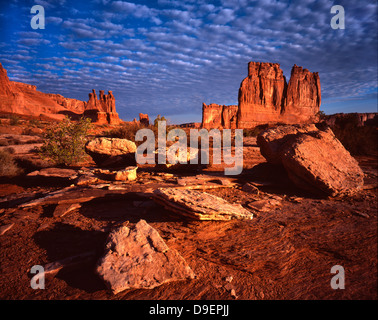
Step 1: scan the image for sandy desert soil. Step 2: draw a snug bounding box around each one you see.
[0,130,377,300]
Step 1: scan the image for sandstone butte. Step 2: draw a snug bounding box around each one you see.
[202,61,321,129]
[0,62,120,125]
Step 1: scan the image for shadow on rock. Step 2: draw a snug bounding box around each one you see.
[79,195,184,224]
[33,222,108,293]
[244,162,326,199]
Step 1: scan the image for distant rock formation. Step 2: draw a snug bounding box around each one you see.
[201,103,238,129]
[46,93,85,114]
[0,62,120,124]
[83,89,120,125]
[139,113,149,126]
[0,62,78,118]
[238,62,320,128]
[201,61,321,129]
[325,112,378,127]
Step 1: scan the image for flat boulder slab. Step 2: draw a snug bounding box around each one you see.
[96,220,195,294]
[153,188,253,220]
[27,168,77,182]
[85,137,137,167]
[93,166,137,181]
[257,125,364,196]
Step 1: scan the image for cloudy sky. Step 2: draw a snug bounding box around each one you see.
[0,0,377,123]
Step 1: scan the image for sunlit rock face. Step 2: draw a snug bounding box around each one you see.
[201,61,321,129]
[237,62,320,128]
[0,63,121,124]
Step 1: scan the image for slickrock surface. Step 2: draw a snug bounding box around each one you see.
[93,166,137,181]
[153,188,253,220]
[96,219,195,294]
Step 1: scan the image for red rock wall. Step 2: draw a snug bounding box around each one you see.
[237,62,320,128]
[0,63,121,124]
[202,103,223,129]
[237,62,287,128]
[283,65,320,124]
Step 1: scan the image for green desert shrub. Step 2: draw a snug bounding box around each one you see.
[154,114,167,127]
[39,117,92,166]
[9,115,20,126]
[0,149,22,177]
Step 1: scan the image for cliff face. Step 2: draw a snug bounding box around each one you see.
[201,61,321,129]
[46,93,85,114]
[0,63,120,124]
[237,62,287,128]
[237,62,320,128]
[325,113,378,127]
[283,65,321,124]
[201,103,238,129]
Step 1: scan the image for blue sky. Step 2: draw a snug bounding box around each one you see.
[0,0,377,124]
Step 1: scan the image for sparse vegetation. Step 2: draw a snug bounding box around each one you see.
[39,116,92,166]
[0,149,22,177]
[28,118,43,129]
[317,110,327,121]
[9,114,20,126]
[154,114,167,127]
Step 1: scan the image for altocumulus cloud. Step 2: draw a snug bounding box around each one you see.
[0,0,376,123]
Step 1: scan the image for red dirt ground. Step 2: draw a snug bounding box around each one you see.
[0,137,377,300]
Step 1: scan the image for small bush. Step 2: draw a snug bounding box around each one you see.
[29,119,42,128]
[154,115,167,128]
[39,117,92,166]
[0,150,22,177]
[9,115,20,126]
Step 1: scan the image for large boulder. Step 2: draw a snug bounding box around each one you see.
[85,137,137,167]
[96,220,195,294]
[257,125,364,196]
[257,124,319,164]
